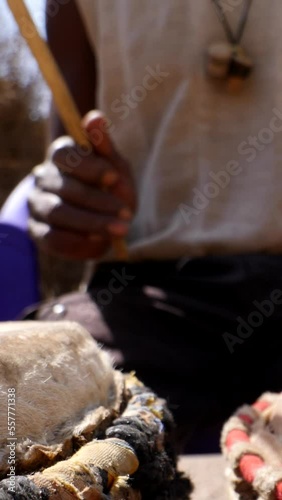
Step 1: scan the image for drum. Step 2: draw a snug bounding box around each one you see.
[0,321,192,499]
[221,392,282,499]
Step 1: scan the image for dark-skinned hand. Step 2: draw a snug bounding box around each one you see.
[28,111,136,260]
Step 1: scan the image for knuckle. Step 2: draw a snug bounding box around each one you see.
[32,163,45,178]
[34,161,60,187]
[44,196,62,222]
[28,219,50,242]
[48,137,78,172]
[30,192,62,221]
[47,136,75,159]
[52,148,72,168]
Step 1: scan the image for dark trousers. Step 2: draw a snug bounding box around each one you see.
[84,254,282,452]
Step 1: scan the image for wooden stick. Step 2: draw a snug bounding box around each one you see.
[7,0,128,261]
[7,0,89,148]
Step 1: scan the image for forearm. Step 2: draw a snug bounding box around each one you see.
[46,0,96,140]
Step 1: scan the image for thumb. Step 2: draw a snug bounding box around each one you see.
[82,110,136,212]
[82,110,132,180]
[82,110,116,160]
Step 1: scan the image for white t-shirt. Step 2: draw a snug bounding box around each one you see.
[76,0,282,261]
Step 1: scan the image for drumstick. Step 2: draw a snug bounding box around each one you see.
[7,0,129,261]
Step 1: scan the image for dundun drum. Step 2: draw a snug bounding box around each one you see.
[0,321,192,499]
[221,392,282,499]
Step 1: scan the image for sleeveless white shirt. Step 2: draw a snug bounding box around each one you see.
[75,0,282,261]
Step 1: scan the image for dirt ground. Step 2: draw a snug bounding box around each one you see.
[179,455,227,500]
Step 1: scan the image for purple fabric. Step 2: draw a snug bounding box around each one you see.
[0,223,40,320]
[0,176,40,320]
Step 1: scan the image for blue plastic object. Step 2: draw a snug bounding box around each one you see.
[0,223,40,320]
[0,175,40,320]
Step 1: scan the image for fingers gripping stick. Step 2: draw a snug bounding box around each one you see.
[7,0,128,261]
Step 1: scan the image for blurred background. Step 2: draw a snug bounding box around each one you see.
[0,0,49,208]
[0,1,84,298]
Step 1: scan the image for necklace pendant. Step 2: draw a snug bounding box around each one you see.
[206,42,253,91]
[227,45,253,92]
[206,41,234,79]
[229,46,253,78]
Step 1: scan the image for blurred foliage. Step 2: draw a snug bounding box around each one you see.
[0,20,84,297]
[0,32,49,208]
